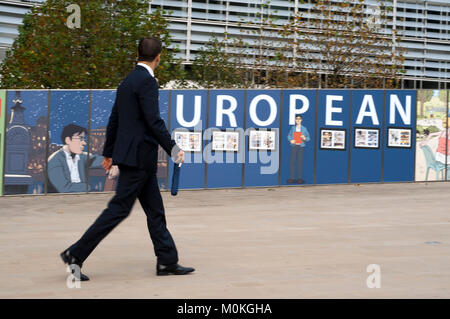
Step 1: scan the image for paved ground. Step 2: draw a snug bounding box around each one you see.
[1,182,449,299]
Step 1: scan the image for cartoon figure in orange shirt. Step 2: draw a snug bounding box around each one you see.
[287,115,310,184]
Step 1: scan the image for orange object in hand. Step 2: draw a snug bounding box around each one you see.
[294,132,303,144]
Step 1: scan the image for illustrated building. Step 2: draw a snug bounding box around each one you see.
[4,91,33,194]
[28,115,47,181]
[89,127,106,154]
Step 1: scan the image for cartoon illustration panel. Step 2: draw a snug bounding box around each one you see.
[280,90,316,186]
[89,90,118,192]
[4,90,48,195]
[415,90,449,182]
[48,90,91,193]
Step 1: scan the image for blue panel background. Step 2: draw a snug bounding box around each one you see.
[206,90,244,188]
[383,90,417,182]
[244,90,281,187]
[169,90,207,189]
[48,90,90,193]
[89,90,116,192]
[350,90,384,183]
[280,90,316,186]
[158,90,170,189]
[4,90,48,194]
[316,90,351,184]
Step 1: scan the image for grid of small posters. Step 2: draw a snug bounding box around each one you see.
[388,127,412,148]
[320,129,346,150]
[212,131,239,152]
[249,130,276,151]
[354,128,380,149]
[174,131,202,152]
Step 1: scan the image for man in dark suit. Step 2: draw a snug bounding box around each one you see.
[60,37,194,281]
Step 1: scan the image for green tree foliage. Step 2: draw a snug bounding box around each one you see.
[286,0,405,89]
[0,0,183,89]
[190,36,242,88]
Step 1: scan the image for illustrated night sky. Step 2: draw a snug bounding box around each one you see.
[6,89,171,146]
[7,90,48,125]
[49,91,90,145]
[91,90,116,129]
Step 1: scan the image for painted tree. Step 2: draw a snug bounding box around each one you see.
[417,90,434,118]
[0,0,183,89]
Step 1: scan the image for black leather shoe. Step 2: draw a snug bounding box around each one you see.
[156,263,195,276]
[60,249,90,281]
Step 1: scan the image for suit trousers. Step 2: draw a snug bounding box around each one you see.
[68,164,178,265]
[289,145,305,180]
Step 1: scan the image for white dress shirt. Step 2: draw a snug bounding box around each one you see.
[137,63,155,77]
[63,149,81,183]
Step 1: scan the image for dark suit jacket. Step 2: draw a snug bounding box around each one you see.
[103,65,178,172]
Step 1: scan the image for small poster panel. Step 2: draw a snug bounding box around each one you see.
[249,129,276,151]
[388,127,412,148]
[354,128,380,149]
[174,131,202,152]
[212,131,239,152]
[320,129,346,150]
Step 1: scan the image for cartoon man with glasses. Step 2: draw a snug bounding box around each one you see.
[48,124,116,193]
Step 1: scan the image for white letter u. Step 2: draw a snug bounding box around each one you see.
[176,95,202,127]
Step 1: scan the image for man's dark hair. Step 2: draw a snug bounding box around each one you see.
[61,124,88,144]
[138,37,162,62]
[295,115,303,119]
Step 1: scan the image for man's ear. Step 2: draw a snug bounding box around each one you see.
[64,137,71,145]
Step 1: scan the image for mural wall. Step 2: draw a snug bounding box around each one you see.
[47,90,91,193]
[89,90,118,192]
[4,90,48,195]
[0,88,447,196]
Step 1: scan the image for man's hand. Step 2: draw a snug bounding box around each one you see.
[102,157,113,172]
[176,150,185,165]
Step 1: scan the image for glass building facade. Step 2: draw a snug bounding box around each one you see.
[1,0,449,88]
[150,0,450,89]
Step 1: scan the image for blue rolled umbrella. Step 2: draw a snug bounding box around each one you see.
[171,162,181,196]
